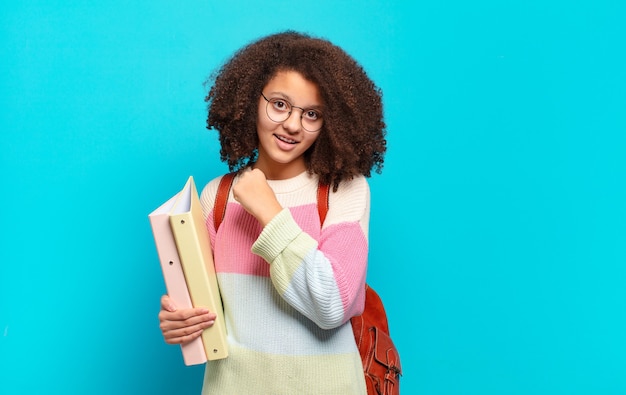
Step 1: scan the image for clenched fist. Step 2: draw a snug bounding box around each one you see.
[232,168,283,226]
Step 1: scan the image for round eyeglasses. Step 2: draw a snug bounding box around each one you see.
[261,93,323,133]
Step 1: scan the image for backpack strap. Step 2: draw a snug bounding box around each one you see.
[213,172,330,231]
[316,181,330,226]
[213,172,236,232]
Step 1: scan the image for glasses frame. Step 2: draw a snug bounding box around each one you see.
[260,93,323,133]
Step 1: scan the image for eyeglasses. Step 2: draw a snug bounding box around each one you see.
[261,93,323,133]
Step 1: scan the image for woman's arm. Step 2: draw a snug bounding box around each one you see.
[252,176,370,329]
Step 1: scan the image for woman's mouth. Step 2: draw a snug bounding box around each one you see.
[274,134,298,144]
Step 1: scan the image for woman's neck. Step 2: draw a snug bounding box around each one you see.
[253,157,307,180]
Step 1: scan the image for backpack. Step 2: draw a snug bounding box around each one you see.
[214,173,402,395]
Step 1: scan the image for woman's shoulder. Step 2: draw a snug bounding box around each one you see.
[333,175,370,200]
[325,175,370,226]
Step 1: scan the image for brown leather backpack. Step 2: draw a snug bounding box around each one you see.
[215,173,402,395]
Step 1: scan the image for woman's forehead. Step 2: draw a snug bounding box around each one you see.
[263,71,322,107]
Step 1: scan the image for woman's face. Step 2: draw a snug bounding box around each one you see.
[254,70,322,180]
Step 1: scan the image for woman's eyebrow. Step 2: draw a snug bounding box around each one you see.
[266,91,293,102]
[266,91,322,109]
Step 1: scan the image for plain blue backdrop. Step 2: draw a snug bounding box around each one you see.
[1,1,625,394]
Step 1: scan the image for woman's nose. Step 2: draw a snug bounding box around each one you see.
[282,109,303,133]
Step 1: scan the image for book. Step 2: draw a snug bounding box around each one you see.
[169,176,228,360]
[149,193,208,365]
[148,176,228,364]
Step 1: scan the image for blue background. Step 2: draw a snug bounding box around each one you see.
[1,1,625,394]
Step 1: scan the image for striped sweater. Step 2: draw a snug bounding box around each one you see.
[198,170,369,394]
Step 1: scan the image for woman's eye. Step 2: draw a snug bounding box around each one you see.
[304,110,320,120]
[272,99,289,112]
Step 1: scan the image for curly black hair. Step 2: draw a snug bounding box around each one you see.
[205,31,386,189]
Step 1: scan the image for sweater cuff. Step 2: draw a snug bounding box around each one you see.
[252,208,301,263]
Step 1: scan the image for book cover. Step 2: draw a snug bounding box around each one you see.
[149,193,208,365]
[170,176,228,360]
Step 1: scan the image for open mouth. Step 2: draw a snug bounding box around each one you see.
[274,134,298,144]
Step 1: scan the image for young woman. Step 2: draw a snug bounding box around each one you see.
[158,31,387,394]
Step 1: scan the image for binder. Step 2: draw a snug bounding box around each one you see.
[148,176,228,364]
[169,176,228,360]
[149,193,208,365]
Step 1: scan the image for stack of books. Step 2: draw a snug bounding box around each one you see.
[148,177,228,365]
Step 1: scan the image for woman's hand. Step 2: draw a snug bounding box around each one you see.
[232,168,283,226]
[158,295,216,344]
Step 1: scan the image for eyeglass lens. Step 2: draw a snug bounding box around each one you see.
[263,95,323,132]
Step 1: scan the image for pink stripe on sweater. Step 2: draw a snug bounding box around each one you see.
[319,221,368,318]
[209,203,322,276]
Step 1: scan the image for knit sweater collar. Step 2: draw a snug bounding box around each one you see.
[265,171,318,195]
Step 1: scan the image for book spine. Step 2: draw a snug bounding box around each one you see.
[170,210,228,360]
